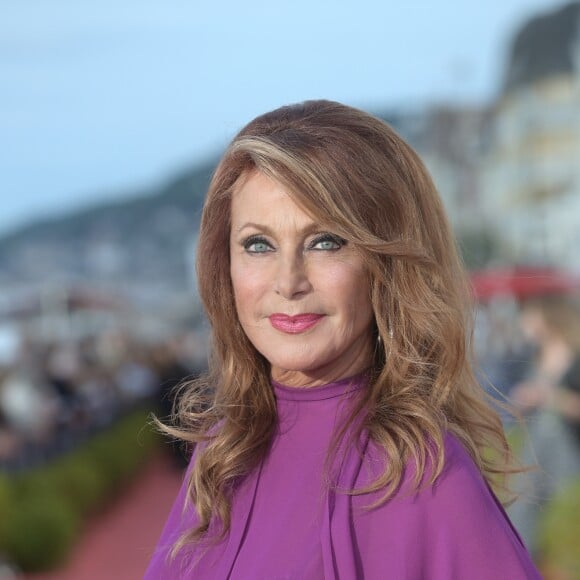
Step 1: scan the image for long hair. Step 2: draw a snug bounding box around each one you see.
[164,100,516,552]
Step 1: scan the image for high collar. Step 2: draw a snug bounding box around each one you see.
[271,373,368,402]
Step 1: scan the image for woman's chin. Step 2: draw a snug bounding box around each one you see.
[270,359,323,376]
[268,355,329,379]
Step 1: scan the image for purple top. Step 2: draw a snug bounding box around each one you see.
[144,375,540,579]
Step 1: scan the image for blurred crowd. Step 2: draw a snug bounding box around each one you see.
[476,294,580,555]
[0,330,206,472]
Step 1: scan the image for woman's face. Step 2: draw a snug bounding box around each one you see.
[229,170,375,387]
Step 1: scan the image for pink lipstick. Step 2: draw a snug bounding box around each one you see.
[269,313,324,334]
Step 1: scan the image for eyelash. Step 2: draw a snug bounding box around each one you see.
[243,235,273,253]
[242,233,347,253]
[308,233,347,251]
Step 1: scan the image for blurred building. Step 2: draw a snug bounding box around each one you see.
[382,106,491,232]
[483,2,580,270]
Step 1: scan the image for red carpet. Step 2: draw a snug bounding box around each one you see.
[25,453,183,580]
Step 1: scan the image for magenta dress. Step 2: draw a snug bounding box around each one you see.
[144,376,540,579]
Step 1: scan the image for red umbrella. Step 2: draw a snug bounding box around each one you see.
[470,266,580,302]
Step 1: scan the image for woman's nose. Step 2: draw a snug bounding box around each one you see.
[274,253,312,299]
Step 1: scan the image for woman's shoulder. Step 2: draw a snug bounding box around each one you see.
[356,432,540,579]
[360,431,516,536]
[433,431,487,491]
[363,430,482,489]
[414,432,500,512]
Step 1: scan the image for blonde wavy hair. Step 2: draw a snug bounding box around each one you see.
[165,100,516,553]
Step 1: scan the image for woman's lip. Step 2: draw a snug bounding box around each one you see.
[268,313,324,334]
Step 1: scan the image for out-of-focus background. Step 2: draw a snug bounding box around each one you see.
[1,1,580,578]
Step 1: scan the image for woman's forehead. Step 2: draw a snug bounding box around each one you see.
[231,172,314,230]
[229,167,348,235]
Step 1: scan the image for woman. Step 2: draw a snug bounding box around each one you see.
[509,296,580,554]
[145,100,539,579]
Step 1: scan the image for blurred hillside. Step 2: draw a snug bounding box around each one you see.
[0,161,215,291]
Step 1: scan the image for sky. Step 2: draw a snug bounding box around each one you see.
[0,0,565,235]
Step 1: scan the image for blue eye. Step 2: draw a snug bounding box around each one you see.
[309,233,346,251]
[243,236,273,253]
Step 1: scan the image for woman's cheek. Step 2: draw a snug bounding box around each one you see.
[232,263,270,318]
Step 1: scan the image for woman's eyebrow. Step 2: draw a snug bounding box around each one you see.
[235,222,322,236]
[235,222,274,235]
